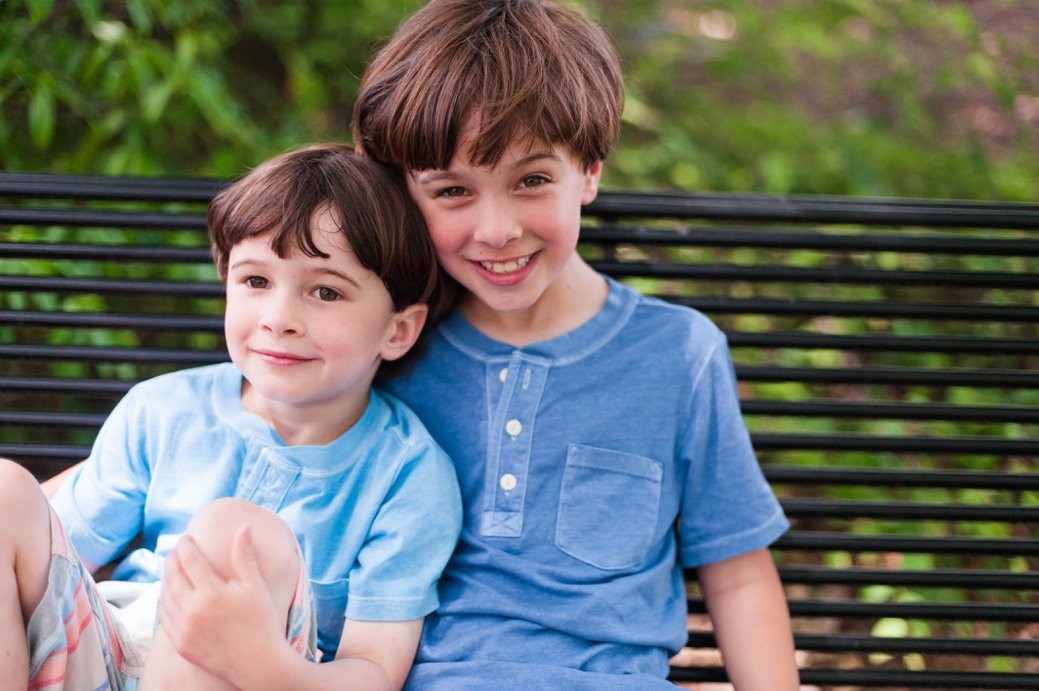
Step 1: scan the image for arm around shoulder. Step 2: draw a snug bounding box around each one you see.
[697,548,799,690]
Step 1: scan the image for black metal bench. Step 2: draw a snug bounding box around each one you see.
[2,171,1037,689]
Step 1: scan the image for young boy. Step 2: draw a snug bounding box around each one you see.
[1,143,462,690]
[351,0,800,689]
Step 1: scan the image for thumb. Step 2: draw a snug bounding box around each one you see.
[229,524,263,585]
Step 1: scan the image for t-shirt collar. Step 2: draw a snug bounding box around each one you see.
[437,276,637,364]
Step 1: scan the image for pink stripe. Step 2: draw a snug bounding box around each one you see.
[28,581,95,688]
[31,505,124,688]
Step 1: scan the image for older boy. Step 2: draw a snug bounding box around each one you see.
[353,1,799,689]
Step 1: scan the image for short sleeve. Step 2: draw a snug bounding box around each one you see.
[678,333,788,567]
[345,441,462,621]
[51,384,151,569]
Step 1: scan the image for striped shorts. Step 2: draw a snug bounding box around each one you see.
[26,504,317,690]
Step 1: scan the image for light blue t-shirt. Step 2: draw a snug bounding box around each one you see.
[383,277,789,690]
[52,362,463,659]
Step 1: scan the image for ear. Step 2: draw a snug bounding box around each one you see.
[580,159,604,206]
[379,303,429,362]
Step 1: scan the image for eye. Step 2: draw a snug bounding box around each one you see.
[245,276,268,289]
[435,185,467,198]
[314,286,342,302]
[519,174,549,189]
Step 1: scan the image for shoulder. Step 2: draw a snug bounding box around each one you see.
[628,284,723,337]
[370,388,436,440]
[363,389,462,514]
[126,362,230,396]
[607,279,728,359]
[113,363,233,422]
[368,389,454,469]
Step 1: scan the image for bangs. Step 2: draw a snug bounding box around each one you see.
[355,0,622,172]
[225,173,329,261]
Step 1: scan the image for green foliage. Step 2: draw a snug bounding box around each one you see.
[589,0,1039,200]
[0,0,420,176]
[2,0,1036,199]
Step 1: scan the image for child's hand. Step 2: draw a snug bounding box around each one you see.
[158,526,289,685]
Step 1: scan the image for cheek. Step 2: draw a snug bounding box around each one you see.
[223,294,252,333]
[318,322,377,362]
[426,223,463,261]
[555,203,584,242]
[222,308,246,342]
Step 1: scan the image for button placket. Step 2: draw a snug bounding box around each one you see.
[481,353,548,538]
[242,449,299,510]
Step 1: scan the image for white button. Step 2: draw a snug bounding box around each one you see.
[499,367,509,382]
[505,419,523,437]
[499,473,518,491]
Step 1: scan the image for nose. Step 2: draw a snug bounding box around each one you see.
[259,291,305,335]
[472,199,522,249]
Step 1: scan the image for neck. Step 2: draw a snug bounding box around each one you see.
[462,256,608,347]
[241,381,368,446]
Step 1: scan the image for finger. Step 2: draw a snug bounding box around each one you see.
[160,541,192,607]
[157,572,189,643]
[174,533,222,589]
[157,583,178,636]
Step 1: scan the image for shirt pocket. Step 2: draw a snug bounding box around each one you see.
[310,578,349,657]
[555,444,663,570]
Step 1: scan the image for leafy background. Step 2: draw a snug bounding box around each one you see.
[2,0,1037,200]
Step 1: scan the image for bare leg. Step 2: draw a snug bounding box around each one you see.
[141,498,301,691]
[0,459,56,687]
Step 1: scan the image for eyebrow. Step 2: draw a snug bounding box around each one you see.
[411,170,457,186]
[313,266,361,288]
[320,263,361,284]
[228,257,266,273]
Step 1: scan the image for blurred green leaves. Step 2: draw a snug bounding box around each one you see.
[593,0,1039,200]
[1,0,416,175]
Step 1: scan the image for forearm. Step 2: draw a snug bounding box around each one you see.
[235,643,396,691]
[698,549,799,690]
[232,619,419,691]
[711,588,798,690]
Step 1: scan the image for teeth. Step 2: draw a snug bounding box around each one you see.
[480,255,531,274]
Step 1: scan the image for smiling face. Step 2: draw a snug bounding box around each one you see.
[406,124,605,343]
[223,207,425,440]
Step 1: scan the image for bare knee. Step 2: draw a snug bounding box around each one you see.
[0,458,43,498]
[0,459,57,619]
[0,459,50,541]
[184,499,300,607]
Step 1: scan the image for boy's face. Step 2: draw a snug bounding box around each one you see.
[406,124,602,324]
[223,209,423,436]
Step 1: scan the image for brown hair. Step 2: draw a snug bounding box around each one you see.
[353,0,624,172]
[208,143,455,375]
